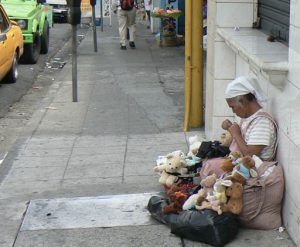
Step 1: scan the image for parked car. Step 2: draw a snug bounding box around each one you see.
[0,4,24,83]
[1,0,53,64]
[46,0,68,23]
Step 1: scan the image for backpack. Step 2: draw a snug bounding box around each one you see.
[120,0,135,10]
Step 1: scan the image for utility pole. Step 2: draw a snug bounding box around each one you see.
[184,0,204,131]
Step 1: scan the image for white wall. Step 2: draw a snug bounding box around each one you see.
[206,0,300,245]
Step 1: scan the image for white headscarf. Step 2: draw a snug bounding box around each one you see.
[225,76,267,103]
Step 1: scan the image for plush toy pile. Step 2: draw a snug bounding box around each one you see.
[150,133,285,246]
[153,134,259,216]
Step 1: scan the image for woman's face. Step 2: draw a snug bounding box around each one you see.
[226,98,247,118]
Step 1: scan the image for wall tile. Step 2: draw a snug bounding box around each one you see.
[288,26,300,88]
[289,165,300,209]
[268,82,297,139]
[216,3,254,28]
[289,26,300,56]
[208,0,216,28]
[288,48,300,88]
[205,72,214,138]
[236,54,250,77]
[212,116,226,140]
[290,0,300,28]
[206,35,215,75]
[213,79,233,116]
[276,88,300,145]
[282,196,300,246]
[276,130,291,173]
[214,41,236,79]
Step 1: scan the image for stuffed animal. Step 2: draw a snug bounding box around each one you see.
[220,151,243,174]
[187,135,202,157]
[195,178,233,215]
[195,198,223,215]
[154,153,188,187]
[220,131,233,147]
[163,191,188,214]
[228,151,243,163]
[222,182,243,215]
[212,179,233,204]
[182,173,217,210]
[225,155,257,185]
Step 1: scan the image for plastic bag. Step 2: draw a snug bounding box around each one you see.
[196,141,230,159]
[147,195,239,247]
[170,209,239,247]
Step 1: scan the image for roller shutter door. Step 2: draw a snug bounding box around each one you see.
[258,0,290,42]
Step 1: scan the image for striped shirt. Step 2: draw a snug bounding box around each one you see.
[241,110,277,161]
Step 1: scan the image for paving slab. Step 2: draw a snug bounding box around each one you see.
[21,193,159,230]
[15,225,182,247]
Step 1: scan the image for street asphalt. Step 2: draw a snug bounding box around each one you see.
[0,14,296,247]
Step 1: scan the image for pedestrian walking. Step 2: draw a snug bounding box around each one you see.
[144,0,152,29]
[112,0,137,50]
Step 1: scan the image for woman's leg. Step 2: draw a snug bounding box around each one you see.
[200,157,226,179]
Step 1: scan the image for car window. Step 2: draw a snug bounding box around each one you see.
[0,10,9,33]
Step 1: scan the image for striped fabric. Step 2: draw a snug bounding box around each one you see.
[241,110,277,161]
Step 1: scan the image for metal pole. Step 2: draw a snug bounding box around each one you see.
[72,24,78,102]
[92,5,98,52]
[100,0,103,32]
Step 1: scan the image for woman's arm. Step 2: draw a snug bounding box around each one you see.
[228,122,266,156]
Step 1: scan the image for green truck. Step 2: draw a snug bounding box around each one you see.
[1,0,53,63]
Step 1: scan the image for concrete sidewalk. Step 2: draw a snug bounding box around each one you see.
[0,15,296,247]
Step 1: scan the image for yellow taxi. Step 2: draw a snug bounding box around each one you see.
[0,4,23,83]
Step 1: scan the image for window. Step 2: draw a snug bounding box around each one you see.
[0,11,9,33]
[258,0,290,42]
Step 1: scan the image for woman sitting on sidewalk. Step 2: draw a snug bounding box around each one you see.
[200,76,278,179]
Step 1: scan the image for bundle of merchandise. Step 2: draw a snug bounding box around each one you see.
[151,7,182,18]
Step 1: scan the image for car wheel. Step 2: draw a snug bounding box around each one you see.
[2,53,18,84]
[20,33,41,64]
[41,20,49,54]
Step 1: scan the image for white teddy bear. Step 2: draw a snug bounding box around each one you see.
[154,153,188,187]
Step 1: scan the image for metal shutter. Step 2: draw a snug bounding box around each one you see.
[258,0,290,42]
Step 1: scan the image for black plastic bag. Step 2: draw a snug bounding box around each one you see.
[169,209,239,247]
[196,141,230,159]
[147,195,239,247]
[147,195,172,224]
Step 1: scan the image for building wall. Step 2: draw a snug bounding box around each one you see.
[206,0,300,245]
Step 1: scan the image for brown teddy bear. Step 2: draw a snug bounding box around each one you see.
[222,182,243,215]
[195,178,233,215]
[225,155,257,185]
[163,191,188,214]
[220,151,243,177]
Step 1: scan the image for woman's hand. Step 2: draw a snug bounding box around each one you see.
[222,119,233,130]
[228,122,241,137]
